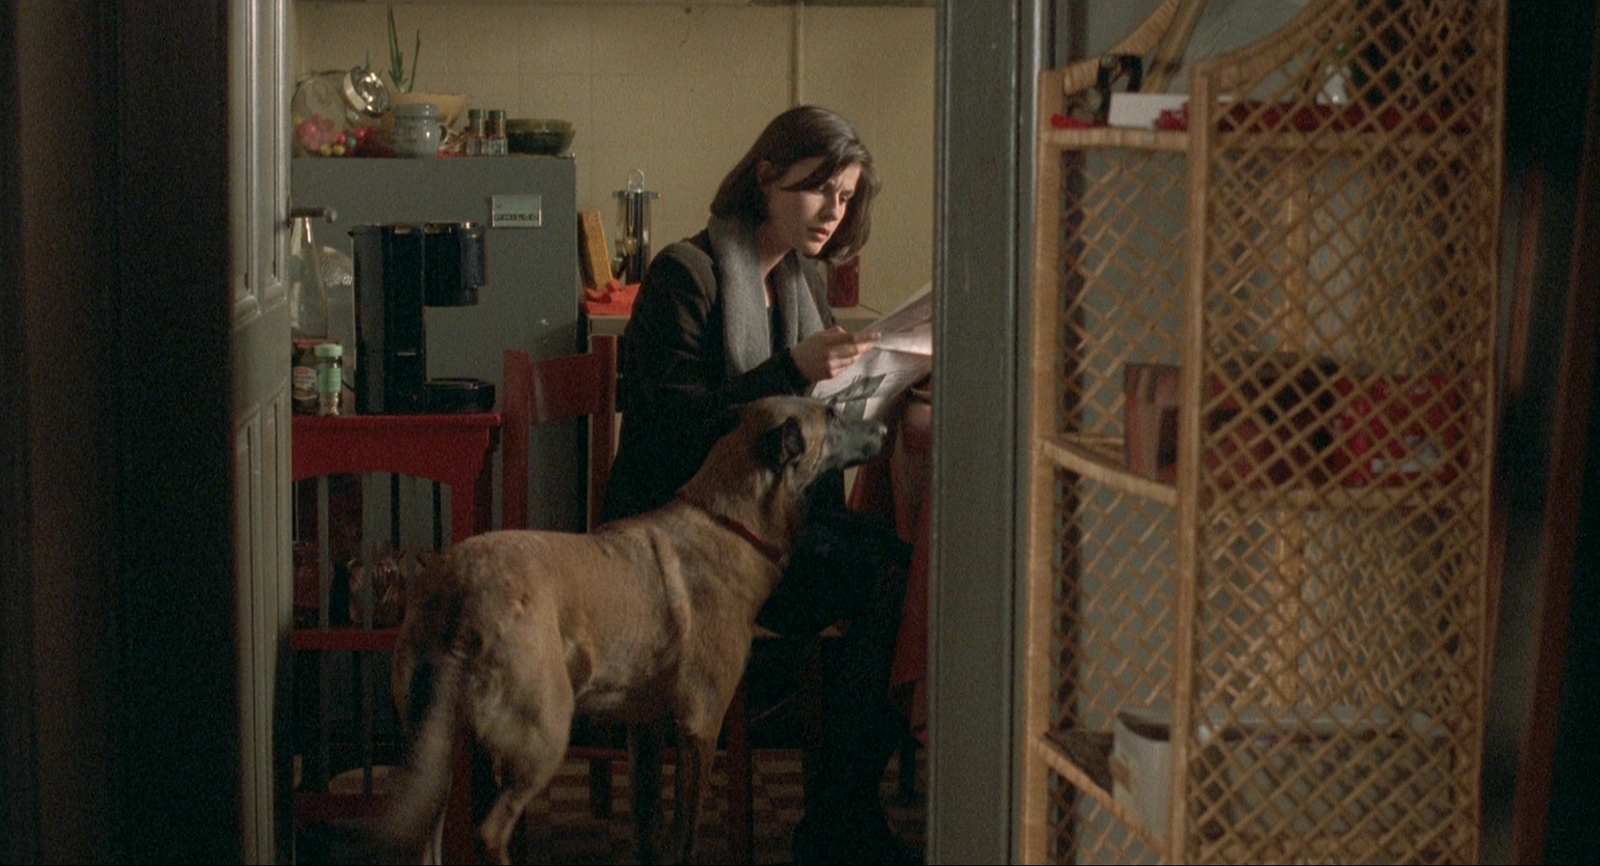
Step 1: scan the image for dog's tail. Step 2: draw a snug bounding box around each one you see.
[367,641,467,858]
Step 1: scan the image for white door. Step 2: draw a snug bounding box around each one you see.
[228,0,294,859]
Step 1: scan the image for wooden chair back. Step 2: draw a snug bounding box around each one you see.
[498,335,628,832]
[501,334,618,532]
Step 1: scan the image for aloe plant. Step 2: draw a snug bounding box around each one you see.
[386,5,420,94]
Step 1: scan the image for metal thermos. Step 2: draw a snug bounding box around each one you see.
[612,169,658,284]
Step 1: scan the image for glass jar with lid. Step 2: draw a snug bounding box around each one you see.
[291,67,389,157]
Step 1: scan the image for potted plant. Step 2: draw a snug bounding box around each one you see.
[382,4,467,133]
[386,4,419,94]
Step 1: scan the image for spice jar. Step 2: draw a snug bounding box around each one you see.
[465,108,487,156]
[486,109,509,156]
[314,342,344,416]
[292,339,321,414]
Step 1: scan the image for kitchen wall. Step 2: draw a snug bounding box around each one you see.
[291,0,936,316]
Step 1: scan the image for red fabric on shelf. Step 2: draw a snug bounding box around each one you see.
[1050,113,1096,129]
[580,279,640,316]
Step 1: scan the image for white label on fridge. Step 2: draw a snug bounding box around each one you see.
[491,194,543,228]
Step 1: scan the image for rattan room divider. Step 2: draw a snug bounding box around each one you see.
[1021,1,1505,862]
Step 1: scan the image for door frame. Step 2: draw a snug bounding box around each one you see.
[930,1,1042,862]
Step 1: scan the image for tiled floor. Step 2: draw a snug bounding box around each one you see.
[294,746,926,865]
[516,747,926,865]
[295,641,924,864]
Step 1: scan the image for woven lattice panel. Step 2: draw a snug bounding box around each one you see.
[1034,139,1187,861]
[1045,769,1167,866]
[1026,1,1503,863]
[1186,2,1499,861]
[1051,148,1188,438]
[1050,465,1178,732]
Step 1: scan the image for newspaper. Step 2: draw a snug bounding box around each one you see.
[811,283,932,423]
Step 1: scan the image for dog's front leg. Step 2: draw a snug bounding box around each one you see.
[628,720,668,864]
[671,728,718,865]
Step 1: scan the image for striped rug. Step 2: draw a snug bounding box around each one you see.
[516,747,926,865]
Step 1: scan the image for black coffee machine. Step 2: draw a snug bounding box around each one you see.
[351,222,496,414]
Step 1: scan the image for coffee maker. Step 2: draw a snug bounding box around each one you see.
[351,221,496,414]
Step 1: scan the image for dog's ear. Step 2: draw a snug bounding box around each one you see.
[754,416,806,471]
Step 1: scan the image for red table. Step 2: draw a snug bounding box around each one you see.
[290,411,500,864]
[291,412,501,544]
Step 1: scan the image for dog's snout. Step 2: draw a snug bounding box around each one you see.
[863,421,887,453]
[828,416,887,468]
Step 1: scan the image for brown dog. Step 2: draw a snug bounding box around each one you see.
[370,395,885,864]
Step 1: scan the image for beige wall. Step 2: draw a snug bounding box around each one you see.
[292,0,935,316]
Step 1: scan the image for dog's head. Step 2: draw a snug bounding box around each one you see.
[689,396,886,510]
[753,396,886,479]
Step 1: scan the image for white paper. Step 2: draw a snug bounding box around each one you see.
[810,283,933,423]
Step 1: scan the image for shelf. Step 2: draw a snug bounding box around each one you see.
[1036,433,1178,507]
[1043,114,1485,158]
[1210,479,1466,512]
[1022,2,1503,862]
[1037,432,1469,513]
[1030,731,1168,856]
[1041,125,1190,153]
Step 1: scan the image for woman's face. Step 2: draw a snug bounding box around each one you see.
[758,157,862,259]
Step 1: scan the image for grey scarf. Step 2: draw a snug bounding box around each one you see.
[707,215,826,377]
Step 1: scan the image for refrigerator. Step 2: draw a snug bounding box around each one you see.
[291,155,585,547]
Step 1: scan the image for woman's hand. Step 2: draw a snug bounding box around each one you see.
[791,326,880,383]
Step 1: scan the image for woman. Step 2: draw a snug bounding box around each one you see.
[603,105,918,865]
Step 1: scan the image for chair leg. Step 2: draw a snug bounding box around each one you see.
[798,639,827,803]
[444,733,478,864]
[896,734,918,802]
[725,678,754,865]
[588,757,613,819]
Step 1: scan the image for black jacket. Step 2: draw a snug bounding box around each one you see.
[601,227,836,523]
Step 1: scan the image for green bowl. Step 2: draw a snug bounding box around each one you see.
[505,119,574,155]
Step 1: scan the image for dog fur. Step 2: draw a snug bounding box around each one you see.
[370,395,885,864]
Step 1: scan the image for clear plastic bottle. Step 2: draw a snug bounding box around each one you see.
[315,342,344,416]
[289,214,329,341]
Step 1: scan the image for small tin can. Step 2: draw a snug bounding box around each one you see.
[314,341,344,416]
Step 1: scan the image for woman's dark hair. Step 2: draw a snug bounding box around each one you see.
[710,105,881,264]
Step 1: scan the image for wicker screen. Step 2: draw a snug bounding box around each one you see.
[1023,2,1505,863]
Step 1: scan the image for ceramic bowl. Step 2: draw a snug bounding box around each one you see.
[390,91,469,131]
[505,118,575,155]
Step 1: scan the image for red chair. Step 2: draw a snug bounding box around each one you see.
[501,335,772,863]
[501,336,626,822]
[288,411,502,864]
